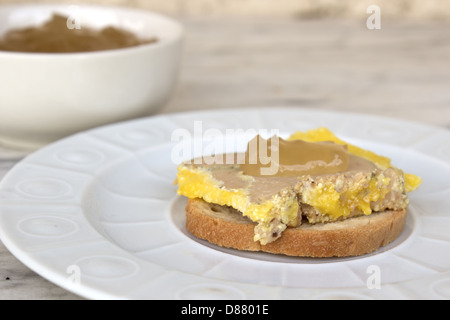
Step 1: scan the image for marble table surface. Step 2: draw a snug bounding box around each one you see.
[1,17,449,299]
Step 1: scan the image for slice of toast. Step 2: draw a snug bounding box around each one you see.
[186,198,407,258]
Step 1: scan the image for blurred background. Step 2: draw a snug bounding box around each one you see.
[0,0,449,129]
[1,0,450,20]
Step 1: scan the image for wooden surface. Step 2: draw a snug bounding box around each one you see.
[1,17,449,300]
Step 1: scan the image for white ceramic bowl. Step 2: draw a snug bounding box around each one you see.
[0,4,183,150]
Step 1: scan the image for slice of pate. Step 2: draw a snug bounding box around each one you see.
[176,128,421,245]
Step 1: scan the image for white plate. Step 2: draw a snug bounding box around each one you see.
[1,107,450,300]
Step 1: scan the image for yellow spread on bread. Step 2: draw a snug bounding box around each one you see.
[176,128,421,245]
[288,127,422,192]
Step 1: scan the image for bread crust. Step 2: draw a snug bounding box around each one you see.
[185,198,407,257]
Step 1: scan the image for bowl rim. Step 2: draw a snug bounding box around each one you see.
[0,2,184,58]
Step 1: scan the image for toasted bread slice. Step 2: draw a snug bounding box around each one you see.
[186,198,407,257]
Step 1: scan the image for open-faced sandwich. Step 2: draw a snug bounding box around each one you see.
[175,127,421,257]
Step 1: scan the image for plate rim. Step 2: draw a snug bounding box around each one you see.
[0,106,449,300]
